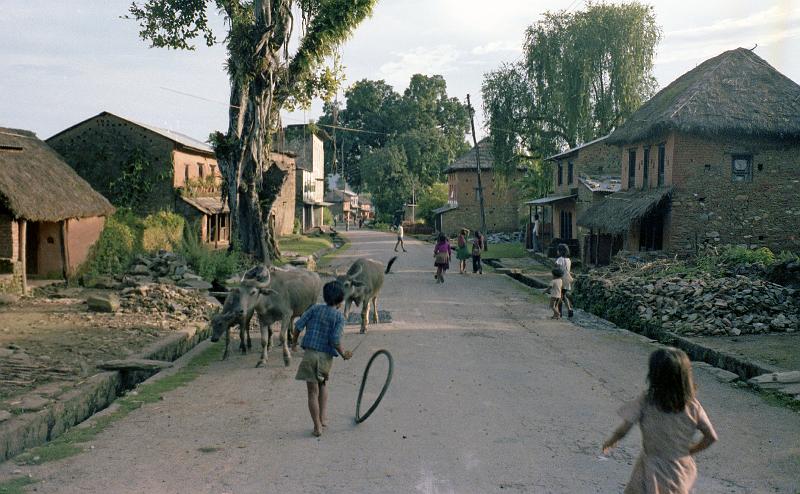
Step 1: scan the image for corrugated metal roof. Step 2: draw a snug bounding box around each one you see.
[180,195,229,215]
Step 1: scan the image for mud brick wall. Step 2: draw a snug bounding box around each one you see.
[0,214,18,260]
[669,133,800,254]
[442,170,520,235]
[47,114,178,214]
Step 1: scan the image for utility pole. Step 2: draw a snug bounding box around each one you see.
[466,94,487,237]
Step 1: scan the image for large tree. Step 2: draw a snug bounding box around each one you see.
[482,1,661,185]
[319,74,469,215]
[128,0,377,261]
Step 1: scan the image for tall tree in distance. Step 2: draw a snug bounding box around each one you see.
[127,0,377,261]
[483,1,661,186]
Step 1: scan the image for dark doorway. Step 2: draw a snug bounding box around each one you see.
[25,222,38,275]
[559,210,573,240]
[639,211,665,251]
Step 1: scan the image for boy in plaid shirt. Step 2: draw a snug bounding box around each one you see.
[292,280,353,437]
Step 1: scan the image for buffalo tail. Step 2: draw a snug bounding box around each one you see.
[385,256,398,274]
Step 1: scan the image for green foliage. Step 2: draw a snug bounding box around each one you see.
[83,214,137,276]
[0,476,37,494]
[293,218,302,234]
[141,211,185,252]
[319,74,469,199]
[323,207,333,226]
[108,149,168,210]
[180,225,247,282]
[417,183,449,225]
[360,144,413,216]
[483,2,661,181]
[483,242,526,259]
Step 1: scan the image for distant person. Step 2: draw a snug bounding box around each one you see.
[471,230,485,274]
[394,224,407,252]
[358,217,364,228]
[292,280,353,438]
[545,267,563,319]
[603,347,717,493]
[433,233,452,283]
[555,243,574,318]
[345,216,350,231]
[532,213,540,252]
[455,228,470,274]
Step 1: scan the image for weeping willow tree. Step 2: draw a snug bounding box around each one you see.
[482,1,661,189]
[127,0,377,261]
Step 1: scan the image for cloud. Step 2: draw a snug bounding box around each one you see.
[471,40,521,56]
[378,45,462,88]
[666,4,800,39]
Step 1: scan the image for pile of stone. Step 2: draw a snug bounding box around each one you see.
[119,284,218,322]
[574,270,799,337]
[123,251,213,290]
[486,232,522,244]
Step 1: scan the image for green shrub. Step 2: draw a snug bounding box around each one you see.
[142,211,184,252]
[293,218,302,234]
[323,208,333,226]
[180,225,247,282]
[83,215,136,276]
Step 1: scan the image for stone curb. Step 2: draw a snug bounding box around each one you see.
[0,324,209,463]
[491,259,780,381]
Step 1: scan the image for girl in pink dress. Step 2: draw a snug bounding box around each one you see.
[433,233,452,283]
[603,348,717,494]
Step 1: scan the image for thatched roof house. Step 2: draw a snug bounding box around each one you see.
[0,128,114,292]
[446,138,494,171]
[607,48,800,145]
[581,48,800,262]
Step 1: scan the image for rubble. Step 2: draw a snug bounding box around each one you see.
[119,284,217,322]
[574,261,800,337]
[485,231,523,244]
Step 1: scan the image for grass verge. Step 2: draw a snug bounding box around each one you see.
[0,476,36,494]
[13,345,219,466]
[318,238,351,268]
[483,243,527,259]
[278,234,334,257]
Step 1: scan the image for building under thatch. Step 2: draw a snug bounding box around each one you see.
[0,128,114,293]
[584,48,800,260]
[435,138,523,236]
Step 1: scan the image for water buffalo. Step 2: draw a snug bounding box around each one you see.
[209,287,248,361]
[336,256,396,334]
[211,265,322,367]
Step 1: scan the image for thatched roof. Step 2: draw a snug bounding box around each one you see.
[577,187,672,234]
[0,128,114,221]
[446,138,495,172]
[607,48,800,145]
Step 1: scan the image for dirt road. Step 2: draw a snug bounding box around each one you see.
[3,230,798,493]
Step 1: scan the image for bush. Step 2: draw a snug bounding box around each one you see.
[323,208,333,226]
[142,211,184,252]
[180,225,248,282]
[83,215,136,276]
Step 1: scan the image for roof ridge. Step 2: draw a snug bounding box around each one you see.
[669,50,737,120]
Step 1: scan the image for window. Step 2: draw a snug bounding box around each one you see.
[642,148,650,187]
[557,162,563,186]
[184,164,190,183]
[197,163,205,178]
[628,150,636,188]
[657,144,665,186]
[210,165,216,176]
[567,161,574,184]
[732,155,752,182]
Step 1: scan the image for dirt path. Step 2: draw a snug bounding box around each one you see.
[2,230,798,493]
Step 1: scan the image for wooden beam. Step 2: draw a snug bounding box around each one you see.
[60,221,70,279]
[19,220,27,294]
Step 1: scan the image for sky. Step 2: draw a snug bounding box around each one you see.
[2,0,799,145]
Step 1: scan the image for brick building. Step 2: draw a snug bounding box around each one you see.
[579,48,800,260]
[526,136,620,257]
[434,138,522,236]
[47,111,296,241]
[0,128,114,293]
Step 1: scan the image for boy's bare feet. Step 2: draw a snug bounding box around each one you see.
[312,429,322,437]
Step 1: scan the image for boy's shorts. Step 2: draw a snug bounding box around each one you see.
[295,349,334,383]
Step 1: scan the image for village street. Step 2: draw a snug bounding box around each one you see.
[2,230,799,493]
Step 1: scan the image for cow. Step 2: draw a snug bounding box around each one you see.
[336,256,396,334]
[211,265,322,367]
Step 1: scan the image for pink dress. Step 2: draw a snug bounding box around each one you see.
[618,393,716,494]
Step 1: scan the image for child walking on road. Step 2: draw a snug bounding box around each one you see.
[602,347,718,494]
[546,268,563,319]
[555,243,574,318]
[292,281,353,437]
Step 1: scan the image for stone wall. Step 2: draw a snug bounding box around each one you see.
[47,113,177,214]
[669,133,800,254]
[0,260,24,294]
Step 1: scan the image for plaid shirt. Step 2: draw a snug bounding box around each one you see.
[295,304,345,357]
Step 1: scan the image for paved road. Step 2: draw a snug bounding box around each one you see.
[3,230,799,493]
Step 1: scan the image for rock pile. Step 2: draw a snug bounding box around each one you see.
[119,284,217,322]
[575,271,799,337]
[486,232,522,244]
[123,251,213,290]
